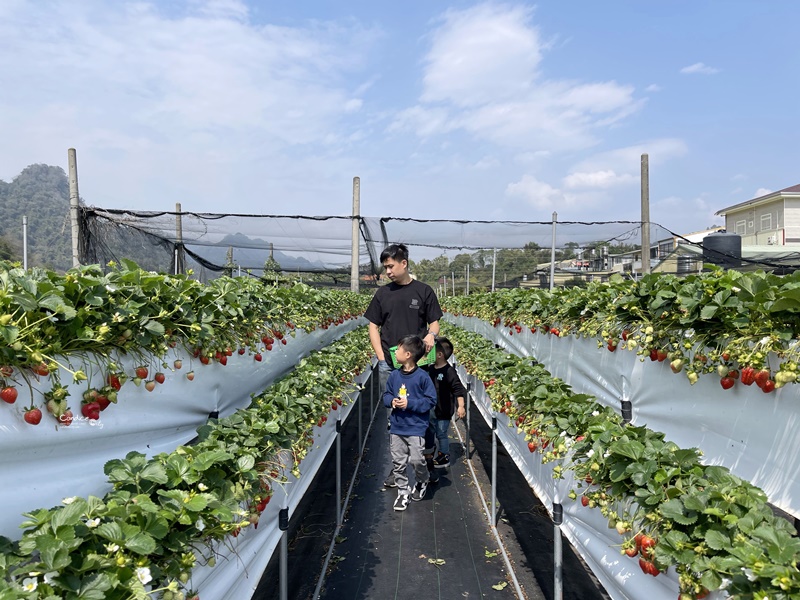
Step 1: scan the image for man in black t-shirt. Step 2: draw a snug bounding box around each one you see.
[364,243,443,488]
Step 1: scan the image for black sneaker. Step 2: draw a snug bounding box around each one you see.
[433,453,450,469]
[426,457,439,483]
[393,493,410,511]
[411,481,428,502]
[383,473,397,488]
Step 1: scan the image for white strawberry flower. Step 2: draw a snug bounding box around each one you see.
[586,449,595,458]
[43,571,57,584]
[105,543,120,553]
[198,483,208,491]
[85,518,100,528]
[559,431,567,437]
[743,568,758,582]
[135,567,152,585]
[195,518,205,532]
[591,410,600,417]
[22,577,37,591]
[719,577,732,590]
[62,496,78,505]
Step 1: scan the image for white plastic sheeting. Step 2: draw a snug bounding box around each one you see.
[447,315,800,520]
[188,363,375,600]
[446,315,793,600]
[0,319,366,540]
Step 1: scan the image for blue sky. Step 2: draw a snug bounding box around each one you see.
[1,0,797,238]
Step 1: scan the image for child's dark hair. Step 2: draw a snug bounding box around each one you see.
[436,337,454,360]
[380,243,409,264]
[398,334,426,362]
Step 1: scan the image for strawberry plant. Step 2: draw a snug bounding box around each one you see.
[0,326,373,599]
[443,324,800,599]
[442,269,800,391]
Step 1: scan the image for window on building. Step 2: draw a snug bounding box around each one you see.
[735,220,746,235]
[761,213,773,231]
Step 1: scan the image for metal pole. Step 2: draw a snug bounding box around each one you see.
[22,216,28,270]
[491,249,497,292]
[451,271,455,295]
[553,502,563,600]
[465,380,471,459]
[550,212,557,291]
[279,507,289,600]
[443,275,447,296]
[358,384,363,452]
[175,202,184,275]
[67,148,81,268]
[465,264,469,295]
[336,418,342,526]
[491,414,497,527]
[641,154,651,275]
[369,363,374,417]
[351,177,360,292]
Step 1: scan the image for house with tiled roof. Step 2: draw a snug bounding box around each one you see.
[715,184,800,246]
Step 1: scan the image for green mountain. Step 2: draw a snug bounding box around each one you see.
[0,164,73,272]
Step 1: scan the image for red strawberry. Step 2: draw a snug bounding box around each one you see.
[238,348,246,355]
[33,362,50,376]
[580,496,589,507]
[135,366,148,379]
[24,407,43,425]
[649,348,659,361]
[754,369,771,388]
[254,353,263,362]
[281,339,287,345]
[107,374,122,391]
[720,377,735,390]
[624,546,638,557]
[656,350,668,362]
[95,395,110,410]
[60,410,73,426]
[528,441,537,452]
[0,386,18,404]
[200,355,210,365]
[762,379,776,393]
[82,401,101,420]
[740,366,756,385]
[266,344,273,351]
[154,372,166,384]
[219,356,228,366]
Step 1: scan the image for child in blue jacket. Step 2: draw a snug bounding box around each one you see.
[383,334,437,511]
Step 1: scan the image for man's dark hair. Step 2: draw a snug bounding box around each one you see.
[380,243,409,264]
[436,337,454,360]
[398,334,426,362]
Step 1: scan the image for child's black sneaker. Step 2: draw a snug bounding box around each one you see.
[428,469,440,484]
[393,493,410,511]
[383,473,397,488]
[411,481,428,502]
[433,452,450,469]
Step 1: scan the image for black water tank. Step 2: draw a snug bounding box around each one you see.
[703,231,742,269]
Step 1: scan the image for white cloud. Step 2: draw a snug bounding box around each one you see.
[506,175,564,210]
[754,187,773,198]
[0,0,379,211]
[680,62,720,75]
[563,170,635,189]
[391,3,642,151]
[422,4,542,107]
[645,84,662,92]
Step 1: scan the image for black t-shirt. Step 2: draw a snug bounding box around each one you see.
[428,363,467,419]
[364,279,443,361]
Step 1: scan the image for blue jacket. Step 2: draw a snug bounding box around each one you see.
[383,366,437,437]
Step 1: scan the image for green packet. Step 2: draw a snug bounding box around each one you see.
[389,345,436,369]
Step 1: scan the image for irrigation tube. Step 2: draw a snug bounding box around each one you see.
[454,391,526,600]
[312,366,380,600]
